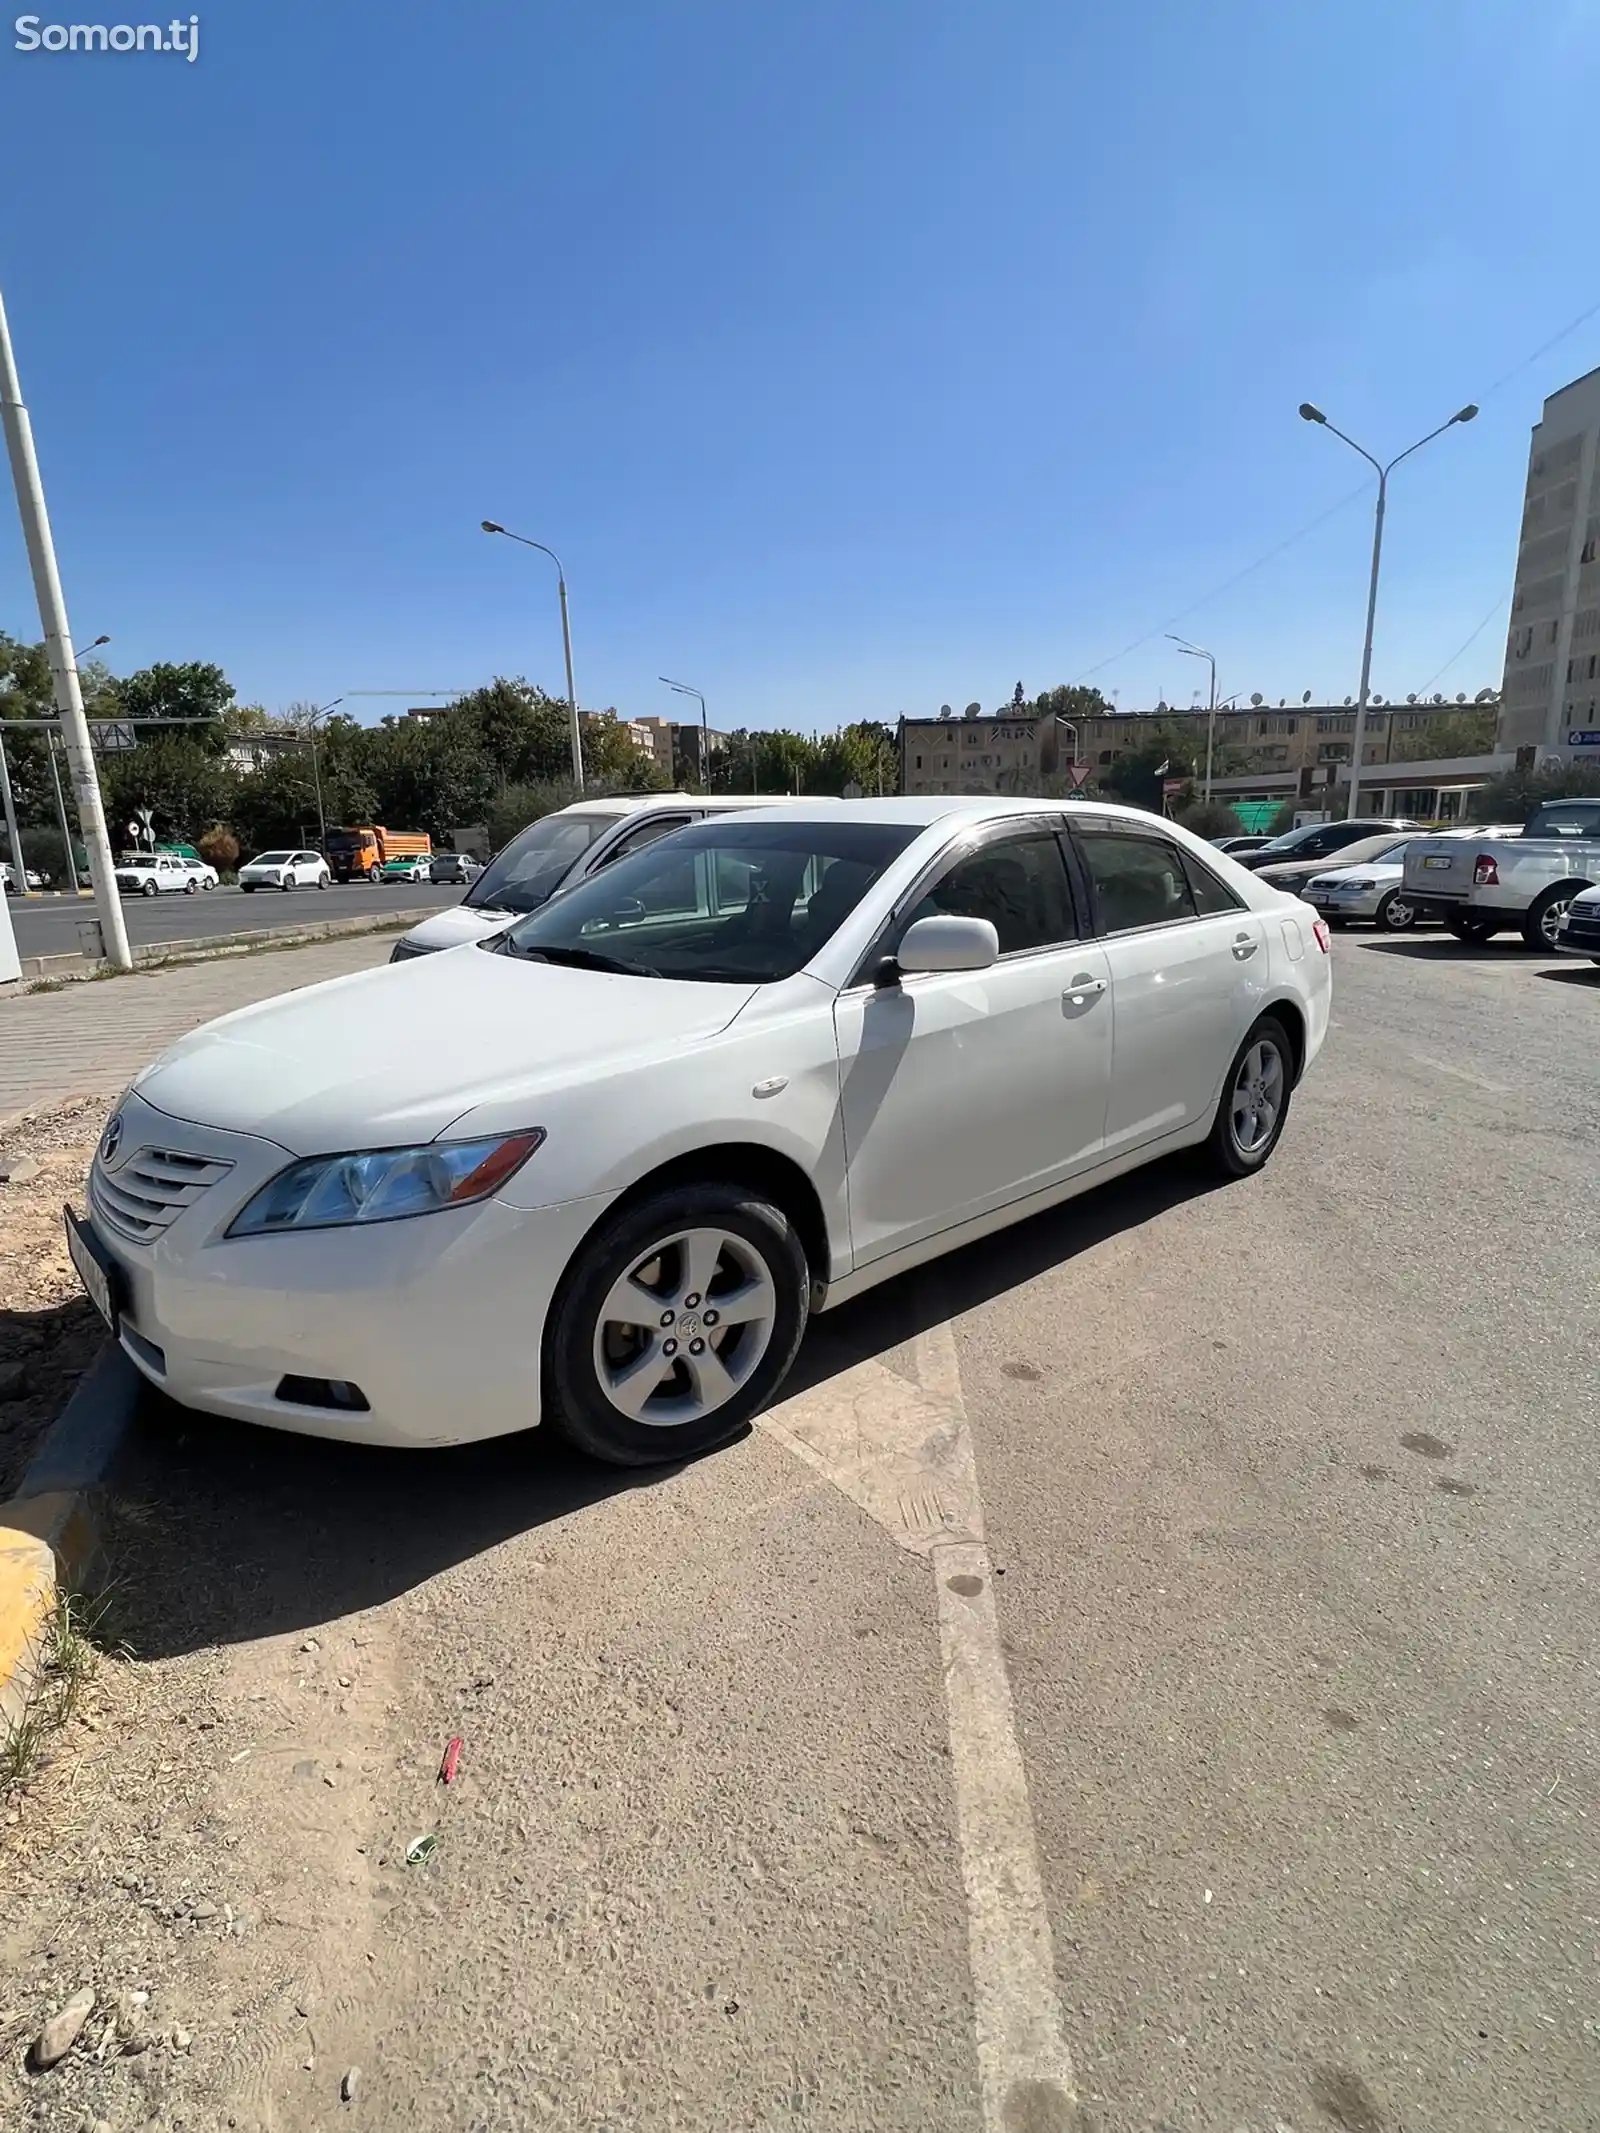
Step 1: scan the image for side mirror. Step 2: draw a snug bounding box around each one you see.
[894,914,1000,975]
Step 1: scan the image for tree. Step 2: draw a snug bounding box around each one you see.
[1469,761,1600,823]
[115,661,236,754]
[1173,799,1245,840]
[198,825,240,873]
[1387,706,1496,763]
[98,734,236,848]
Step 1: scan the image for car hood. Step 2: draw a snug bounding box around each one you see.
[398,904,515,952]
[132,944,760,1153]
[1310,861,1401,885]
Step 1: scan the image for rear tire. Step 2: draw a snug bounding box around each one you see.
[1523,883,1585,952]
[1203,1015,1293,1180]
[1445,910,1497,943]
[546,1184,809,1468]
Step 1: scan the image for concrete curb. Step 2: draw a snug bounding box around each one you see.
[11,909,417,988]
[0,1345,142,1745]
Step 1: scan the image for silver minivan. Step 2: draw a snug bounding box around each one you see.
[389,793,803,960]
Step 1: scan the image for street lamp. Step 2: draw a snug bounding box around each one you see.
[303,696,341,853]
[1166,635,1218,801]
[1298,399,1477,817]
[480,522,583,789]
[659,676,710,788]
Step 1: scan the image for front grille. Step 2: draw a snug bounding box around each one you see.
[1563,914,1600,947]
[92,1145,236,1243]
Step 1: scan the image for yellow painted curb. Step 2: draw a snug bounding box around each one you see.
[0,1522,57,1744]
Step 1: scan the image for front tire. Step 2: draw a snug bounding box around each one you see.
[279,874,293,891]
[141,880,158,898]
[1375,888,1417,932]
[369,863,382,883]
[1204,1015,1293,1180]
[546,1184,809,1467]
[1523,883,1584,952]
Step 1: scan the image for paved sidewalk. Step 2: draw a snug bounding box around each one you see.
[0,937,395,1125]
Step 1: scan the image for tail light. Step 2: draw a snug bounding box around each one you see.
[1312,919,1332,954]
[1473,855,1498,886]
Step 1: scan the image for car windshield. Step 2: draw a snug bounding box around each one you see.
[497,818,919,983]
[252,851,293,865]
[1524,802,1600,838]
[465,812,619,913]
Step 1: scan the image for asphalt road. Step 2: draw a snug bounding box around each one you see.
[9,933,1598,2133]
[6,877,462,956]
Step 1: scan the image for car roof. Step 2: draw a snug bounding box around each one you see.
[716,795,1191,831]
[551,792,814,820]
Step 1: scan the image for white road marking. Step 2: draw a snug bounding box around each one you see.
[763,1319,1080,2132]
[1405,1050,1512,1095]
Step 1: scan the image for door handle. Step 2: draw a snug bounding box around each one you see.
[1231,932,1258,960]
[1063,974,1107,1002]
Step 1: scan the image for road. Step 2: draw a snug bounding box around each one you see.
[5,877,462,957]
[4,934,1597,2133]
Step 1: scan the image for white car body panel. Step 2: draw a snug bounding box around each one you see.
[1403,821,1600,918]
[84,799,1331,1449]
[114,854,190,895]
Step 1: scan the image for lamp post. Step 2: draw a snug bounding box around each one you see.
[659,676,710,788]
[480,522,582,789]
[0,288,131,967]
[1298,400,1477,818]
[301,696,341,853]
[1166,635,1218,802]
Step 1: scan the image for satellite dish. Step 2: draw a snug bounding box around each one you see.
[1302,690,1312,704]
[1455,692,1467,703]
[1474,687,1497,703]
[964,702,981,719]
[1432,693,1445,704]
[1250,692,1264,707]
[1343,695,1352,706]
[1407,693,1418,704]
[1372,694,1384,706]
[1278,698,1286,707]
[939,704,952,719]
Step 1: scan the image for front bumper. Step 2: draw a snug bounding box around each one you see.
[82,1092,614,1448]
[1302,887,1382,920]
[1555,909,1600,958]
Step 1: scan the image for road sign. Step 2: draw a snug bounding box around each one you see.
[1567,730,1600,748]
[89,720,137,752]
[1067,763,1092,788]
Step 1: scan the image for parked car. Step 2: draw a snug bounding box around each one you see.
[429,852,483,885]
[1402,798,1600,947]
[238,849,332,892]
[379,854,431,883]
[1554,882,1600,964]
[114,852,194,898]
[178,857,220,891]
[1253,831,1414,899]
[1213,834,1273,855]
[72,798,1331,1464]
[1,861,45,894]
[1231,817,1416,873]
[1300,826,1523,931]
[390,792,810,961]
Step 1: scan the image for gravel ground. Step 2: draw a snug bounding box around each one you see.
[0,1098,112,1500]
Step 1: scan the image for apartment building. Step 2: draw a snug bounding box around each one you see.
[898,701,1489,796]
[1498,365,1600,763]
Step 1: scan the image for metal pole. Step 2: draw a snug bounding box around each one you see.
[307,734,328,852]
[1204,653,1217,804]
[0,725,27,894]
[1347,474,1386,819]
[47,734,80,891]
[555,574,582,790]
[0,289,131,967]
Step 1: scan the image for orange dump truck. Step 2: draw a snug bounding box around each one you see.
[326,826,432,883]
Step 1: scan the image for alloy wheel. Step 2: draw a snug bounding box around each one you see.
[1230,1039,1285,1158]
[592,1226,778,1429]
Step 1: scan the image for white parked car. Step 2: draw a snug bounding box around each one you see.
[70,800,1331,1465]
[1402,798,1600,947]
[390,793,806,961]
[238,849,332,892]
[1302,826,1522,931]
[178,857,220,891]
[1,861,45,893]
[114,852,193,898]
[1553,881,1600,964]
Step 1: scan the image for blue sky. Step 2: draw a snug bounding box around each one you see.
[1,0,1596,730]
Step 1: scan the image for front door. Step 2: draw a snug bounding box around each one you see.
[834,824,1113,1269]
[1070,823,1267,1155]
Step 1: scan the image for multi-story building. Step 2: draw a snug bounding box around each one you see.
[1498,365,1600,764]
[898,700,1493,797]
[631,715,678,778]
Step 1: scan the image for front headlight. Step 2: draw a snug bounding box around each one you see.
[227,1130,544,1237]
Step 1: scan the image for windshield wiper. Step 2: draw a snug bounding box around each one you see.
[513,943,661,977]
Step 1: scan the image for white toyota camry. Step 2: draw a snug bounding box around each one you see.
[69,800,1332,1465]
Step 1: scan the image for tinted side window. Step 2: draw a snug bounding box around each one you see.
[596,815,692,868]
[908,832,1078,955]
[1080,833,1197,932]
[1181,851,1243,916]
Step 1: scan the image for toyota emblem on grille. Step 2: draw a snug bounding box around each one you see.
[100,1113,124,1165]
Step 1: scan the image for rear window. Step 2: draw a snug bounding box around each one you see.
[1525,802,1600,838]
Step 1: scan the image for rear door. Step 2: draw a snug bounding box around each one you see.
[834,822,1112,1267]
[1070,823,1265,1156]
